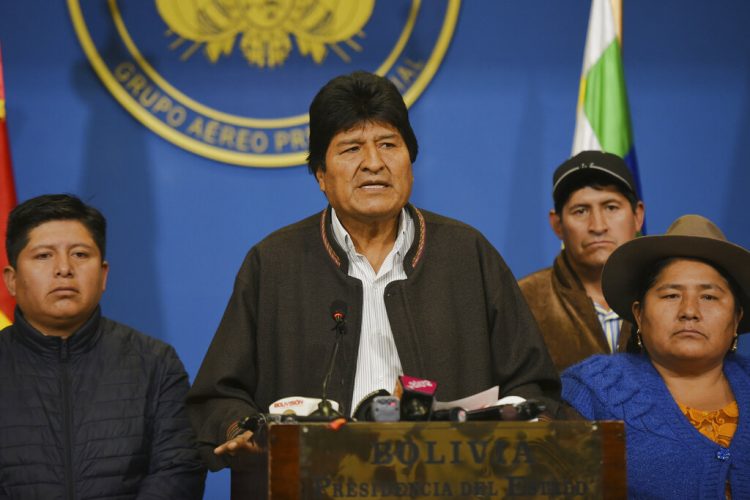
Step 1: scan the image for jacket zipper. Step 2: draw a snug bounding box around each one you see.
[60,339,75,500]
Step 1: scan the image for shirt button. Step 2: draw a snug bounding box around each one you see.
[716,449,731,461]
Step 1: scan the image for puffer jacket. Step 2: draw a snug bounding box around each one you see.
[0,307,205,500]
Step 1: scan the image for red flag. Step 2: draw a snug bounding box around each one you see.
[0,44,17,328]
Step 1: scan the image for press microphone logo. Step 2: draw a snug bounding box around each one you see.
[399,375,437,395]
[269,396,339,417]
[405,379,436,392]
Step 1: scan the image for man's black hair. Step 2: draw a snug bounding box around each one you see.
[306,71,418,176]
[553,170,639,216]
[6,194,106,268]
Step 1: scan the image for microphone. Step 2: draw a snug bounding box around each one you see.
[331,300,346,325]
[431,406,467,422]
[464,399,546,421]
[238,410,336,445]
[352,389,393,421]
[372,395,401,422]
[237,412,293,447]
[269,396,341,416]
[309,300,348,420]
[395,375,438,421]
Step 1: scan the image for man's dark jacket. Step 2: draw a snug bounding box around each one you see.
[187,205,561,470]
[0,307,206,500]
[519,251,632,372]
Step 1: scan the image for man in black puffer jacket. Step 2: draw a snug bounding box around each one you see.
[0,194,205,499]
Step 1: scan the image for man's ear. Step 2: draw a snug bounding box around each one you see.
[315,168,326,192]
[3,266,16,297]
[101,261,109,293]
[634,201,645,234]
[549,209,563,240]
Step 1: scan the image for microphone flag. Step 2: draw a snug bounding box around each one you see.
[394,375,437,421]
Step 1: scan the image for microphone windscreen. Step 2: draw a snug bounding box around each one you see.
[330,300,348,321]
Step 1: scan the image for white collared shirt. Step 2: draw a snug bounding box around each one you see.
[330,207,415,414]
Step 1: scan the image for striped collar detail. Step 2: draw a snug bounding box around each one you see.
[320,206,341,268]
[410,206,426,269]
[319,205,426,272]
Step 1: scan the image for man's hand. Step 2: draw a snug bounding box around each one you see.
[213,430,263,456]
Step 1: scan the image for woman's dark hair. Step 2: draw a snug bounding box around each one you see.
[6,194,106,268]
[306,71,418,176]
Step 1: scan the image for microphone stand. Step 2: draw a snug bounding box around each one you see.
[310,317,346,420]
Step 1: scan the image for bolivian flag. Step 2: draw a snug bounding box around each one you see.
[572,0,644,210]
[0,44,17,329]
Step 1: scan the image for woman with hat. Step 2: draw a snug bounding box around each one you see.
[562,214,750,499]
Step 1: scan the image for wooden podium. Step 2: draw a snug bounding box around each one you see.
[231,420,625,499]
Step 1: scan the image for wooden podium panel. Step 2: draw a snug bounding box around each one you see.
[232,421,625,499]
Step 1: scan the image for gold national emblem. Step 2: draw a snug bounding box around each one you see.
[69,0,460,168]
[157,0,375,68]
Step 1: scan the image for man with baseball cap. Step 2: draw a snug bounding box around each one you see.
[519,150,645,371]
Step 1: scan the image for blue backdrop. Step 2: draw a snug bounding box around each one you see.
[2,1,750,497]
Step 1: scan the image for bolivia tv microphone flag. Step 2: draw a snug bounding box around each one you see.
[0,44,17,328]
[572,0,644,230]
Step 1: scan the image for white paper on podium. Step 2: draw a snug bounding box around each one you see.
[432,385,499,411]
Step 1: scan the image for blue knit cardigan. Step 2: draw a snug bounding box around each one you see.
[562,354,750,499]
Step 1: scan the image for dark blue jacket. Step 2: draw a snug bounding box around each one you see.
[0,308,206,499]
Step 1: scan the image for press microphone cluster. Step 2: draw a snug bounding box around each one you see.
[238,300,544,436]
[360,374,546,423]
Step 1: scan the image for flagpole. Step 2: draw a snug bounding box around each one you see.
[610,0,622,43]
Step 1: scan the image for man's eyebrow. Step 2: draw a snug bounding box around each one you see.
[334,133,398,146]
[567,202,592,209]
[27,242,95,250]
[335,136,364,145]
[654,283,728,292]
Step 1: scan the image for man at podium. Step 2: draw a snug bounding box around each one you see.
[187,71,560,470]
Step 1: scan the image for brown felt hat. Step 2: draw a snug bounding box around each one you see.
[602,214,750,333]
